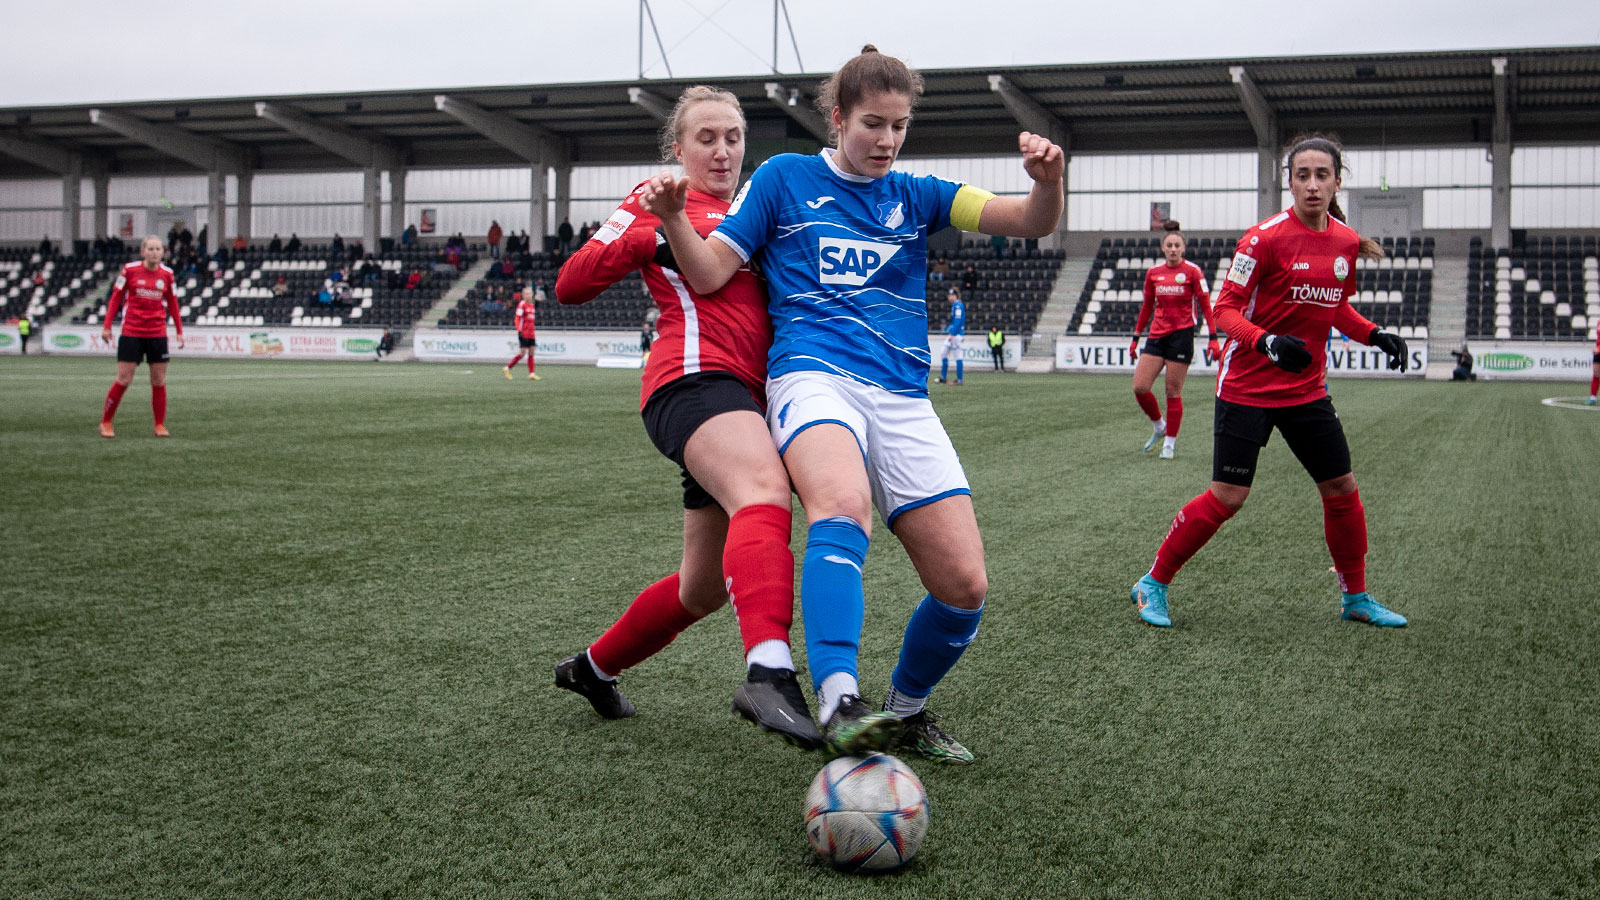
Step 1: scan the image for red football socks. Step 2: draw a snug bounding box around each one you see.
[101,381,128,424]
[1166,396,1184,438]
[506,353,523,368]
[588,573,702,677]
[1135,391,1163,423]
[722,503,796,653]
[1589,375,1598,398]
[1151,489,1236,583]
[527,356,537,374]
[1322,490,1368,594]
[152,385,167,427]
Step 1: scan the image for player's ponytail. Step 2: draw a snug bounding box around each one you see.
[816,45,924,145]
[1285,132,1384,261]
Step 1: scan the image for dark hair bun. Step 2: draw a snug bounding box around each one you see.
[1163,220,1182,232]
[861,44,879,54]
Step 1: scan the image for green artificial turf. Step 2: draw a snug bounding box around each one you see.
[2,356,1597,899]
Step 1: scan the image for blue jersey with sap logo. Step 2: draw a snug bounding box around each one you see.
[946,300,966,336]
[712,149,990,396]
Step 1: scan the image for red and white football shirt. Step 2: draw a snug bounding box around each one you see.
[1138,260,1213,338]
[555,181,770,409]
[106,261,182,339]
[1213,210,1377,407]
[514,299,536,338]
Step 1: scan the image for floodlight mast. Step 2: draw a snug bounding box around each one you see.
[773,0,803,74]
[638,0,673,79]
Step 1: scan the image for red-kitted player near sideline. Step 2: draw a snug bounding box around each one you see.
[504,287,540,380]
[100,235,184,438]
[1129,133,1412,629]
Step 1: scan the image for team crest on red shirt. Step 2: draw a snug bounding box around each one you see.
[1174,273,1186,284]
[1333,257,1349,280]
[155,279,165,289]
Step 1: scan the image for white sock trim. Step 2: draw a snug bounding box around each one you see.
[883,685,927,717]
[745,639,794,672]
[584,648,617,682]
[817,672,860,724]
[1163,436,1177,450]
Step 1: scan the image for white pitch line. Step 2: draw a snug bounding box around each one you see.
[0,369,427,383]
[1540,397,1600,411]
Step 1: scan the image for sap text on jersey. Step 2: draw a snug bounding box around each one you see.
[1288,284,1344,307]
[819,238,900,286]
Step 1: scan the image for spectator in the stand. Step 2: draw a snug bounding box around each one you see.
[518,230,530,255]
[38,235,52,256]
[961,264,977,292]
[232,234,247,252]
[285,234,301,254]
[331,233,345,256]
[196,224,209,254]
[533,280,547,303]
[32,270,45,288]
[405,269,423,291]
[557,217,574,251]
[268,234,283,253]
[93,236,108,258]
[930,255,950,281]
[375,326,395,360]
[498,256,515,280]
[347,239,362,261]
[1450,344,1476,382]
[401,223,417,247]
[316,286,334,306]
[328,266,345,285]
[443,242,462,269]
[488,221,503,258]
[166,225,180,250]
[480,293,505,312]
[272,276,288,298]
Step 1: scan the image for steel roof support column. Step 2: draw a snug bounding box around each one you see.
[207,170,226,254]
[554,165,571,242]
[530,165,548,250]
[1231,67,1281,222]
[92,172,109,242]
[1490,57,1514,250]
[235,172,252,242]
[987,75,1072,244]
[389,168,407,245]
[61,158,82,251]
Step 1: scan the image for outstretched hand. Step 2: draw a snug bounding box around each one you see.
[1017,131,1065,185]
[638,172,691,218]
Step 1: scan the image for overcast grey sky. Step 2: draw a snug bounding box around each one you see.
[4,0,1597,108]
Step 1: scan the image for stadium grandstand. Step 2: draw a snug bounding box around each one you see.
[2,45,1597,372]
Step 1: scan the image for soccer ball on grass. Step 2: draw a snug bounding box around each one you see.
[803,752,929,873]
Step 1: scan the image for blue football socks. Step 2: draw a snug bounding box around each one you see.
[955,359,964,382]
[889,594,983,704]
[801,517,870,692]
[939,358,949,381]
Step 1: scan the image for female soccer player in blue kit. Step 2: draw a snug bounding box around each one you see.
[643,45,1064,763]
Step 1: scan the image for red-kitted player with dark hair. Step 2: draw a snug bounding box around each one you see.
[99,235,184,438]
[550,86,820,750]
[1129,133,1411,629]
[1129,219,1218,459]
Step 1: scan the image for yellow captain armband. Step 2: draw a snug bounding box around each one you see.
[949,185,996,233]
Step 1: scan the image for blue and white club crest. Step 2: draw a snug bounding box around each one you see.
[1333,257,1349,280]
[877,201,905,229]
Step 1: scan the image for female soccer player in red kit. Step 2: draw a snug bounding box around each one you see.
[504,285,540,380]
[1587,327,1598,405]
[551,86,821,750]
[1130,220,1218,459]
[1130,134,1411,629]
[99,235,184,438]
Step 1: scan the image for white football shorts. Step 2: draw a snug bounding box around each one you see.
[765,371,970,529]
[941,334,964,358]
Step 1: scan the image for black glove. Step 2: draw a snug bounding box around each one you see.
[1258,333,1312,373]
[1369,328,1409,373]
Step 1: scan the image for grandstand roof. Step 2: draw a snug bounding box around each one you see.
[1,45,1596,179]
